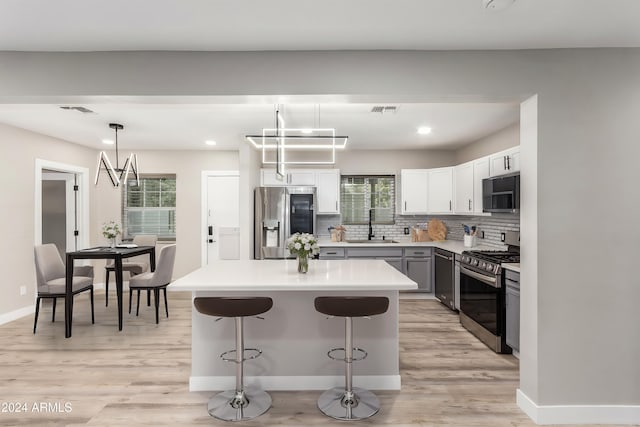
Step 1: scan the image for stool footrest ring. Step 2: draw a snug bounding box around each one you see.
[327,347,367,362]
[220,348,262,363]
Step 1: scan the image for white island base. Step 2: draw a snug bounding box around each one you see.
[170,259,417,392]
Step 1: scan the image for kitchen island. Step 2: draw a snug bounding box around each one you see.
[170,259,417,391]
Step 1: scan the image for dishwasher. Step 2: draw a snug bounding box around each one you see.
[434,248,455,311]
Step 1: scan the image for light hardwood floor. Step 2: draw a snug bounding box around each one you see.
[0,292,606,426]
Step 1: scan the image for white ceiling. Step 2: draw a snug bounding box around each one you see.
[1,0,639,51]
[0,103,519,151]
[1,0,635,151]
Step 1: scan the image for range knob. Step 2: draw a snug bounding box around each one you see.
[480,261,486,269]
[472,259,479,266]
[486,263,495,272]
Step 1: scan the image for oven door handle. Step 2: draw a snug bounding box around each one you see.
[460,266,500,288]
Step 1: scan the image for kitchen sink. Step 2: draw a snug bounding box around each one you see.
[345,239,399,244]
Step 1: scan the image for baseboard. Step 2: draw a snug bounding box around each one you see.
[0,305,34,325]
[190,375,401,392]
[517,389,640,425]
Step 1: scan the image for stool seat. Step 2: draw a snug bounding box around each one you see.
[314,296,389,421]
[194,297,273,318]
[314,296,389,318]
[193,296,273,422]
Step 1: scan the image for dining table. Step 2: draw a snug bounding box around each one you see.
[64,246,156,338]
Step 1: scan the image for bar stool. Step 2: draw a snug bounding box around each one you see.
[314,296,389,421]
[193,297,273,422]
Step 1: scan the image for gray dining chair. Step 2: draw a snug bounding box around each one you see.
[128,244,176,324]
[104,234,157,306]
[33,243,95,334]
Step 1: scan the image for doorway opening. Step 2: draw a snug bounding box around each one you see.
[35,159,90,258]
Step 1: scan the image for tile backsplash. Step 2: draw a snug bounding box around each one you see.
[317,213,519,248]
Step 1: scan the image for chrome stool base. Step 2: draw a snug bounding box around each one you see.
[207,387,272,422]
[317,386,380,421]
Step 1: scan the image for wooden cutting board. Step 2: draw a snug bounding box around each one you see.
[427,218,447,241]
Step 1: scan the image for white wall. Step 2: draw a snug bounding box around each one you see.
[0,49,639,420]
[456,122,520,164]
[0,123,96,315]
[336,149,455,174]
[93,149,239,281]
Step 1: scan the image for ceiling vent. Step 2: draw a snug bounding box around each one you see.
[59,106,94,114]
[482,0,515,10]
[371,106,398,114]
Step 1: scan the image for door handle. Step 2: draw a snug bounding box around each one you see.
[208,225,215,243]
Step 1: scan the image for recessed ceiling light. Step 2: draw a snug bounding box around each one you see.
[417,127,432,135]
[205,140,217,146]
[102,139,114,145]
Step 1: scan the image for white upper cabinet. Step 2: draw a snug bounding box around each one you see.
[316,170,340,214]
[454,161,474,214]
[400,169,428,214]
[427,167,454,214]
[261,168,316,186]
[489,146,520,177]
[473,156,490,214]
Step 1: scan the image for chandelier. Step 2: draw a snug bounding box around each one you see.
[245,105,348,175]
[95,123,140,187]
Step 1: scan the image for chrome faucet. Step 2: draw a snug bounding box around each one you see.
[368,208,375,240]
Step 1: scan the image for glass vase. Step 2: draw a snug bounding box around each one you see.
[297,254,309,274]
[110,237,116,248]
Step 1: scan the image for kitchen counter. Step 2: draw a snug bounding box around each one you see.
[171,259,416,291]
[171,259,414,392]
[318,238,502,255]
[502,263,521,273]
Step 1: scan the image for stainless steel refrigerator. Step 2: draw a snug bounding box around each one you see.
[254,186,317,259]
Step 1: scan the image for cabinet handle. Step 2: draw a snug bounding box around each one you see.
[449,200,452,211]
[469,199,472,211]
[503,156,507,170]
[336,201,338,211]
[404,201,407,211]
[326,252,337,255]
[413,251,425,255]
[507,155,511,170]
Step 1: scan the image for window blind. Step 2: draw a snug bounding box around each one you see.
[340,175,395,224]
[122,175,176,240]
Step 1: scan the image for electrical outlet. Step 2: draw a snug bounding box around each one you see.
[500,232,506,242]
[403,227,410,235]
[481,231,485,239]
[20,286,26,296]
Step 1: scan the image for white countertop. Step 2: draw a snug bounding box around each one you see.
[502,263,521,273]
[170,259,418,292]
[318,238,502,255]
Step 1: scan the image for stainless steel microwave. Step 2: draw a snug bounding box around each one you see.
[482,173,520,213]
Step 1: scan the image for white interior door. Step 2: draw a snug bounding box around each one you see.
[206,175,240,264]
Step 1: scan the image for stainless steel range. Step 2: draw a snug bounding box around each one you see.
[459,231,520,353]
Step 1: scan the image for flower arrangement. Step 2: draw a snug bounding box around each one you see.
[286,233,319,273]
[287,232,319,257]
[102,221,121,239]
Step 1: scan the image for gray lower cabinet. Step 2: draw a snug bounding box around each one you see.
[319,247,346,260]
[505,269,520,352]
[380,257,404,273]
[404,257,432,292]
[318,245,433,293]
